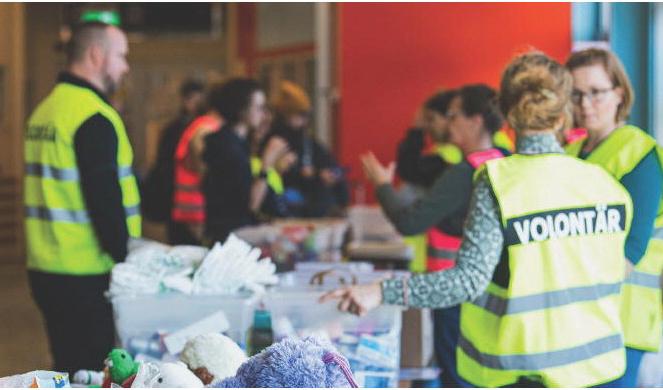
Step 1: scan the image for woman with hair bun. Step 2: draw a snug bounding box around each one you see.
[322,52,633,387]
[566,48,663,387]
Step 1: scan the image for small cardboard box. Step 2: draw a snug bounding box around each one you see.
[400,307,434,368]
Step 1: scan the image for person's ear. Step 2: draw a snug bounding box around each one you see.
[471,114,484,132]
[613,86,624,105]
[88,43,106,69]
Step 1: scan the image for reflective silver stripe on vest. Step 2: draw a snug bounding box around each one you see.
[26,205,139,223]
[25,163,79,181]
[124,205,140,218]
[118,166,133,179]
[26,163,134,180]
[473,282,621,316]
[625,271,660,289]
[427,247,458,260]
[459,333,623,371]
[25,206,90,223]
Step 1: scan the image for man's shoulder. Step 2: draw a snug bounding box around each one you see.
[75,113,117,146]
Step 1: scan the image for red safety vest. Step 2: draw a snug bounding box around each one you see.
[426,148,505,271]
[172,114,222,223]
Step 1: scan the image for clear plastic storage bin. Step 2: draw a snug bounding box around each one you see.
[111,293,256,359]
[278,269,408,289]
[263,289,402,388]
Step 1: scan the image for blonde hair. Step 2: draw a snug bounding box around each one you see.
[499,51,573,133]
[565,48,634,123]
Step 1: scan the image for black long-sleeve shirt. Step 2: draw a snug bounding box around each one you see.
[60,73,128,263]
[203,126,255,242]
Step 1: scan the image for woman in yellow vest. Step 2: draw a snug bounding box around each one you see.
[394,90,462,274]
[322,51,633,387]
[565,48,663,387]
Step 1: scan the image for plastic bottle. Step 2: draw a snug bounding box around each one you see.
[247,308,274,356]
[72,369,104,386]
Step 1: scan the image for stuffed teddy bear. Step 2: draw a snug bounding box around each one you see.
[213,337,358,388]
[179,333,247,385]
[131,361,204,388]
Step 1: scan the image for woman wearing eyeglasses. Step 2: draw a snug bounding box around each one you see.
[565,48,663,388]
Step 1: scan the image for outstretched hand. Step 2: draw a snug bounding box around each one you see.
[360,152,395,187]
[319,282,383,317]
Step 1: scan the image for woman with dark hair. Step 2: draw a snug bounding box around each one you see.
[396,90,462,190]
[396,90,461,277]
[202,78,289,243]
[323,52,634,387]
[360,84,508,387]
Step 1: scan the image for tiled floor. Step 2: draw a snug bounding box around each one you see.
[0,262,51,377]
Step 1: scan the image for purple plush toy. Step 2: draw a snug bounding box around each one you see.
[214,337,358,388]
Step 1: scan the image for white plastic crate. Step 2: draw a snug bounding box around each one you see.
[263,289,402,387]
[111,292,256,359]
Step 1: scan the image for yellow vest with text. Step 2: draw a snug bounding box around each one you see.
[458,154,632,387]
[24,82,141,275]
[566,125,663,351]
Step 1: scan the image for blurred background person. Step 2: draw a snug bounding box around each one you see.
[267,80,349,218]
[394,90,461,275]
[203,78,289,243]
[141,79,205,242]
[250,107,298,219]
[170,83,225,245]
[396,90,462,191]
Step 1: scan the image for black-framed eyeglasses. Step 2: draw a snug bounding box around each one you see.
[571,87,614,105]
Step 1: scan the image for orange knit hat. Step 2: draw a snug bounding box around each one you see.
[272,81,311,116]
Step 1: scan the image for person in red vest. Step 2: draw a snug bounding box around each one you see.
[171,84,225,244]
[359,84,508,387]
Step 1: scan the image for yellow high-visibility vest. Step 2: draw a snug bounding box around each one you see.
[458,153,632,387]
[566,124,663,351]
[25,82,141,275]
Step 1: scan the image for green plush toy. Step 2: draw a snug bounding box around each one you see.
[105,348,140,384]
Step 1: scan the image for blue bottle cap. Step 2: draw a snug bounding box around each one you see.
[253,309,272,329]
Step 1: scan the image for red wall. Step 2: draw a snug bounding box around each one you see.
[337,3,571,200]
